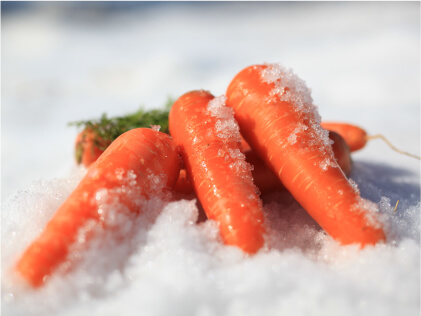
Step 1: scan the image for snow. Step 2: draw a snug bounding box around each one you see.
[1,2,420,316]
[207,95,241,142]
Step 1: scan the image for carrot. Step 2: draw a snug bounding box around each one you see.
[243,130,352,194]
[16,128,180,287]
[328,131,352,177]
[70,101,173,167]
[74,124,352,196]
[321,121,421,160]
[169,90,266,254]
[226,64,386,246]
[75,127,112,166]
[321,122,367,152]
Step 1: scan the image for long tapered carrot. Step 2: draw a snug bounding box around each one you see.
[226,64,386,246]
[16,128,180,287]
[169,90,266,253]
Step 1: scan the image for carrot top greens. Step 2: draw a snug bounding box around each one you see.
[69,98,174,149]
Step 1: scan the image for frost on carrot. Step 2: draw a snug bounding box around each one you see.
[15,128,180,287]
[226,64,386,247]
[169,90,266,254]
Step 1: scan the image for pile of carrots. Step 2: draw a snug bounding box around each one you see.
[16,63,392,288]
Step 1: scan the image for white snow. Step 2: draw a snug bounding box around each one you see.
[2,2,420,316]
[207,95,241,142]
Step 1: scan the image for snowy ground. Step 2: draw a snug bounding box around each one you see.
[1,2,420,316]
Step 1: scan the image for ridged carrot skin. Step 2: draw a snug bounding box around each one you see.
[16,128,180,287]
[226,64,385,246]
[169,90,266,254]
[321,122,368,152]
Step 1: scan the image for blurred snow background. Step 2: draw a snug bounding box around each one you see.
[1,2,420,316]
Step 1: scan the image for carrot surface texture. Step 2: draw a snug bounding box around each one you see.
[169,90,266,254]
[16,128,180,287]
[226,64,386,247]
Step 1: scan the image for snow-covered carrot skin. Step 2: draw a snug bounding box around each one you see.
[226,64,385,246]
[321,122,367,152]
[169,90,266,254]
[16,128,180,287]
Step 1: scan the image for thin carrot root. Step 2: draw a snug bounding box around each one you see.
[366,134,421,160]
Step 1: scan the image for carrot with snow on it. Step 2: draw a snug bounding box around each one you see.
[226,64,386,247]
[169,90,266,254]
[16,128,180,287]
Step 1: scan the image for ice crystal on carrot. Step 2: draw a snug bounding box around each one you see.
[207,95,241,142]
[261,63,333,163]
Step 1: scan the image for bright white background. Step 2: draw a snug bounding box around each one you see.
[1,2,420,316]
[2,1,419,201]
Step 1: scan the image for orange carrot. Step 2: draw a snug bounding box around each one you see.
[243,131,352,194]
[169,90,266,254]
[321,121,421,160]
[321,122,367,152]
[16,128,180,287]
[75,128,352,197]
[75,127,112,167]
[226,64,385,246]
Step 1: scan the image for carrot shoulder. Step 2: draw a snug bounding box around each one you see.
[226,64,385,246]
[16,128,180,287]
[169,90,266,254]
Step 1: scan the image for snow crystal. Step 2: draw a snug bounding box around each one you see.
[287,123,308,145]
[319,157,338,171]
[2,162,420,316]
[261,63,333,157]
[348,178,360,194]
[206,95,241,142]
[353,197,383,229]
[261,63,315,118]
